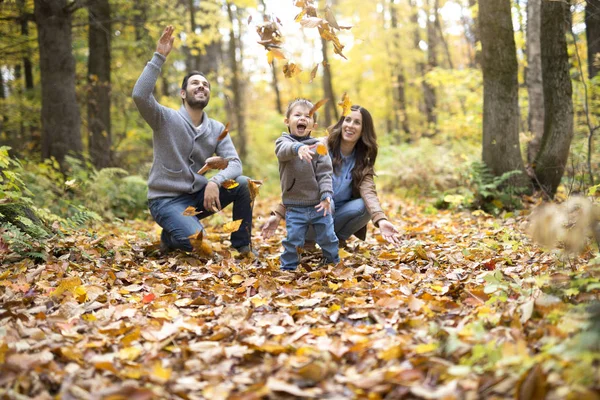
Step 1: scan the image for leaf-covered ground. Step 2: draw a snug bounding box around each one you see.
[1,196,599,399]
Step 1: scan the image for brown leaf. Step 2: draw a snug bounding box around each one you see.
[247,15,252,25]
[516,364,547,400]
[248,179,263,202]
[217,122,230,141]
[198,156,229,174]
[182,206,202,216]
[299,17,324,28]
[283,62,302,78]
[309,64,319,83]
[309,98,328,117]
[188,231,213,257]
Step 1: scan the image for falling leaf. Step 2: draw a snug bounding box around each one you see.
[248,179,263,202]
[198,156,229,175]
[309,98,328,117]
[247,15,252,25]
[217,122,230,141]
[299,17,323,28]
[222,179,240,189]
[309,64,319,82]
[222,219,243,233]
[337,92,352,116]
[188,231,213,257]
[283,62,302,78]
[315,142,327,156]
[267,49,286,65]
[182,206,202,216]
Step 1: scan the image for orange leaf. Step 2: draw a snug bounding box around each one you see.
[222,219,243,233]
[222,179,240,189]
[337,92,352,116]
[217,122,230,141]
[197,156,229,174]
[188,231,213,257]
[142,293,156,304]
[182,206,202,216]
[309,64,319,83]
[309,98,328,117]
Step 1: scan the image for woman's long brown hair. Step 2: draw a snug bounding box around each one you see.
[327,105,378,193]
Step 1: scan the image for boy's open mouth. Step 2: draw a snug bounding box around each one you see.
[297,123,307,134]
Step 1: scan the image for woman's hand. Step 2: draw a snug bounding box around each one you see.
[379,220,402,245]
[261,214,282,239]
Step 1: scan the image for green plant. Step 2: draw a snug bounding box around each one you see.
[435,161,526,214]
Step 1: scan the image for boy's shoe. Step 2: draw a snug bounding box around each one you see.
[159,240,171,254]
[280,266,297,271]
[338,238,347,249]
[233,245,258,257]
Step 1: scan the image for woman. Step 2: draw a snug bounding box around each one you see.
[262,105,402,246]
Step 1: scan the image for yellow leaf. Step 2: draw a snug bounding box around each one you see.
[52,277,82,298]
[182,206,202,216]
[119,346,143,361]
[378,345,403,361]
[339,248,352,258]
[230,274,245,284]
[94,361,119,374]
[82,314,97,322]
[251,296,269,307]
[248,179,263,202]
[151,362,172,383]
[222,219,243,233]
[121,327,141,346]
[337,92,352,116]
[222,179,240,189]
[283,62,302,78]
[414,343,439,354]
[328,281,340,290]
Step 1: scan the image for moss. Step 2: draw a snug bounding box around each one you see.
[0,202,51,239]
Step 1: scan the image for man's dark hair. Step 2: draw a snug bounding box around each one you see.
[181,71,210,91]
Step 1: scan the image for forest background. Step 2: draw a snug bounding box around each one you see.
[1,0,600,398]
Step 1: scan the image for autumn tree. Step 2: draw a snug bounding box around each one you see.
[389,0,410,139]
[526,0,544,164]
[479,0,528,187]
[587,0,600,80]
[533,0,574,197]
[88,0,112,169]
[34,0,82,167]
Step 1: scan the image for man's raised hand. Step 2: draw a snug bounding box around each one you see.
[157,25,175,57]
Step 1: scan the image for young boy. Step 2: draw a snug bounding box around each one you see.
[275,99,340,271]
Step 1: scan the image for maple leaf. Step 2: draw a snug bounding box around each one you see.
[182,206,202,216]
[337,92,352,116]
[222,179,240,189]
[197,156,229,175]
[222,219,243,233]
[309,98,328,118]
[217,122,230,141]
[283,62,302,78]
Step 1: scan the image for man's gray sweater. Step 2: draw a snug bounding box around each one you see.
[132,52,242,200]
[275,133,333,207]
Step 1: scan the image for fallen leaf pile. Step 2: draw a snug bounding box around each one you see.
[0,196,599,399]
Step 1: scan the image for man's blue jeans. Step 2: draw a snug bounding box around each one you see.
[305,198,371,241]
[281,206,339,270]
[148,176,253,252]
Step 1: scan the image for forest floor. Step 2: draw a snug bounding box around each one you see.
[0,195,599,399]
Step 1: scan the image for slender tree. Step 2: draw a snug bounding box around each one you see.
[423,0,438,136]
[34,0,82,167]
[321,36,339,128]
[534,0,574,197]
[226,2,247,160]
[389,0,410,139]
[587,0,600,79]
[479,0,528,187]
[88,0,112,169]
[526,0,544,165]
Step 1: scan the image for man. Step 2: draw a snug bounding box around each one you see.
[132,25,254,255]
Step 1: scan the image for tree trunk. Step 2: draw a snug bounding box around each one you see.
[17,0,34,91]
[390,0,410,140]
[587,0,600,79]
[258,0,283,115]
[34,0,82,168]
[526,0,544,165]
[423,0,438,136]
[188,0,221,77]
[226,2,247,160]
[88,0,112,169]
[534,0,574,197]
[479,0,528,187]
[321,36,339,127]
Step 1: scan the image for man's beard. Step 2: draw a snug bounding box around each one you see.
[185,90,210,110]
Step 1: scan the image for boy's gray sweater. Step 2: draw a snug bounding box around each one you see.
[275,133,333,207]
[132,52,242,200]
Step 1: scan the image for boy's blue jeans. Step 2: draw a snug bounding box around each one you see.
[281,206,340,270]
[148,176,253,252]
